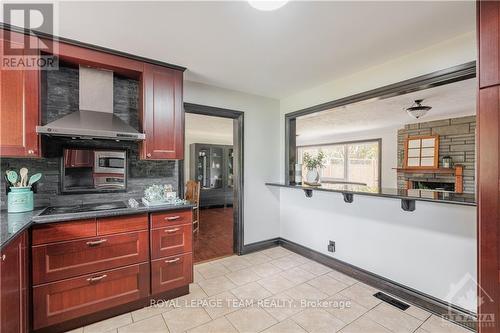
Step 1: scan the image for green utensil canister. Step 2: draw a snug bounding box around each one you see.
[8,187,34,213]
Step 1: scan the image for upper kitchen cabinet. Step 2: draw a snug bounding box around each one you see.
[0,30,40,157]
[141,64,184,160]
[479,1,500,88]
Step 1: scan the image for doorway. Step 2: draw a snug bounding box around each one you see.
[182,103,244,263]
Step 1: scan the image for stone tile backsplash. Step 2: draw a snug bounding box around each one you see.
[1,61,178,208]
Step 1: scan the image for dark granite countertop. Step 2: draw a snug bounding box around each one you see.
[266,182,476,207]
[1,201,194,250]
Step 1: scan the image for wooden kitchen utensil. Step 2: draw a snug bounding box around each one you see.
[19,167,28,187]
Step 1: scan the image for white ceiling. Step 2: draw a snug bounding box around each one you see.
[55,1,475,98]
[296,78,476,143]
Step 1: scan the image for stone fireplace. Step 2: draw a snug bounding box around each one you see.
[397,115,475,194]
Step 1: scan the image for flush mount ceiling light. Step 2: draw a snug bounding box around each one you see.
[248,0,289,11]
[406,99,432,119]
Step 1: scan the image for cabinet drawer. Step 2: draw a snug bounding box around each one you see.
[32,231,149,285]
[33,263,149,330]
[97,214,148,235]
[151,253,192,294]
[151,210,192,228]
[32,219,96,245]
[151,224,192,259]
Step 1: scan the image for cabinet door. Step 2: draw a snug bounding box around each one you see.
[64,149,93,168]
[0,232,27,333]
[151,253,192,294]
[0,30,40,157]
[141,64,184,160]
[32,230,149,284]
[479,1,500,88]
[33,263,149,330]
[151,224,192,259]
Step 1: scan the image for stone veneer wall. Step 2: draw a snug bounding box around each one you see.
[0,62,178,208]
[397,115,476,193]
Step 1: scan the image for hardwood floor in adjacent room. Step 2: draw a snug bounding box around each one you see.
[194,207,234,263]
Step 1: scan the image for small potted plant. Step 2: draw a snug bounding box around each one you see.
[303,151,326,185]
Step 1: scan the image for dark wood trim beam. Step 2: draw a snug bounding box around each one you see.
[183,102,245,255]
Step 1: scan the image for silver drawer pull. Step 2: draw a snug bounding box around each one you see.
[86,239,107,246]
[87,274,107,282]
[165,258,181,264]
[165,216,181,221]
[165,228,180,233]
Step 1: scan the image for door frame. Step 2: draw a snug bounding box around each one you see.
[181,103,245,255]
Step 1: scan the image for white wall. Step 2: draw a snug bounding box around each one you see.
[279,188,477,311]
[274,32,477,311]
[297,126,399,188]
[183,81,281,245]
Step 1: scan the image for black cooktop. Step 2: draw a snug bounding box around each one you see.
[40,201,128,216]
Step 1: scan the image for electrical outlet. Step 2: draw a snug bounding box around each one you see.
[328,240,335,253]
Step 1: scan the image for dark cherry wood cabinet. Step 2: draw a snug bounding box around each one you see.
[140,64,184,160]
[151,223,192,259]
[151,210,193,228]
[152,253,193,294]
[33,263,149,330]
[63,149,93,168]
[0,30,40,158]
[0,231,28,333]
[32,230,149,284]
[31,210,192,332]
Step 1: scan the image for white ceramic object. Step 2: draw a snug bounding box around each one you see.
[306,169,320,184]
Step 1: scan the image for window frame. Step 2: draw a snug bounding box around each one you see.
[297,138,382,189]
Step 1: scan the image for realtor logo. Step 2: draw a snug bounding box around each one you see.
[444,273,495,328]
[2,3,58,70]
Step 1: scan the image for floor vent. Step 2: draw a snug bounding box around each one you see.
[373,292,410,311]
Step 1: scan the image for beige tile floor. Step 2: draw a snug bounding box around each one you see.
[66,246,472,333]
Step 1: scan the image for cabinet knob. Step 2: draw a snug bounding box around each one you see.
[1,254,5,261]
[28,150,34,154]
[147,153,152,158]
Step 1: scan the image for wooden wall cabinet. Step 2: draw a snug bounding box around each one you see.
[0,30,40,158]
[63,149,94,168]
[0,231,28,333]
[141,64,184,160]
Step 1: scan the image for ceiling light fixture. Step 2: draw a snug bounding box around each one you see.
[248,0,289,11]
[406,99,432,119]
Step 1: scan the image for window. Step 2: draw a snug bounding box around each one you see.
[297,140,381,188]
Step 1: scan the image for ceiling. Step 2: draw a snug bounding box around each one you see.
[54,1,475,98]
[296,78,476,143]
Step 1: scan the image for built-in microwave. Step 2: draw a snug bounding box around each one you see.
[61,148,127,193]
[94,151,126,174]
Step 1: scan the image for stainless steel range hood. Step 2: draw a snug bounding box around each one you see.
[36,66,145,141]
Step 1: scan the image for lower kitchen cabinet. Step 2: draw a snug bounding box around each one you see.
[33,263,149,330]
[151,223,192,259]
[30,209,193,331]
[32,230,149,284]
[0,231,28,333]
[151,253,193,294]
